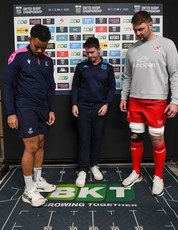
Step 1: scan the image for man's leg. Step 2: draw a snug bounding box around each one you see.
[22,135,41,190]
[90,111,105,167]
[122,122,145,187]
[31,134,56,193]
[33,134,45,182]
[76,108,91,187]
[21,135,47,207]
[149,126,166,196]
[149,128,166,179]
[77,108,91,172]
[90,111,105,180]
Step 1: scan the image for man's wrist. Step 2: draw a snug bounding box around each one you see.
[105,103,109,107]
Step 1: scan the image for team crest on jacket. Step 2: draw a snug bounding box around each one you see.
[101,64,107,70]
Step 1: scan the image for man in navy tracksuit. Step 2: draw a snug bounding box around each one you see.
[4,24,56,207]
[72,37,116,187]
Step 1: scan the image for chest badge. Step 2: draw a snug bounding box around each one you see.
[45,61,49,66]
[154,45,161,52]
[101,64,107,70]
[27,59,31,64]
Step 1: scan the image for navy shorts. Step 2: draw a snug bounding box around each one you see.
[16,108,49,138]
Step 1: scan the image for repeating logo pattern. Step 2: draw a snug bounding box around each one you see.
[14,3,163,92]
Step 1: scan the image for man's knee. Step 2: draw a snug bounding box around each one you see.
[129,122,145,143]
[27,143,40,154]
[148,126,164,136]
[148,126,165,146]
[23,137,40,154]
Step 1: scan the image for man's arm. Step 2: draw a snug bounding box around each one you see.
[71,64,81,107]
[121,50,132,101]
[104,65,116,106]
[164,103,178,118]
[72,105,79,117]
[47,59,56,113]
[120,99,128,112]
[167,39,178,106]
[46,111,55,125]
[4,55,19,116]
[7,114,18,129]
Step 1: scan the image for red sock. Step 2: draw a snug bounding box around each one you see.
[153,142,166,179]
[131,141,143,174]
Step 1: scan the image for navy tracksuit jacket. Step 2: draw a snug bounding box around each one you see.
[4,45,55,116]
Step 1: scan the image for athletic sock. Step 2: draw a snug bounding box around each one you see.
[33,168,42,182]
[131,141,143,174]
[24,175,34,191]
[153,142,166,179]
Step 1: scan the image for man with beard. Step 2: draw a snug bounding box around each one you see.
[120,11,178,196]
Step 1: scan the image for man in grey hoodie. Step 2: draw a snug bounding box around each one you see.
[120,11,178,196]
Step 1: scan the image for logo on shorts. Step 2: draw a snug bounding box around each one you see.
[157,120,163,124]
[28,128,33,134]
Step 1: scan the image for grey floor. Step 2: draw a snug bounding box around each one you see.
[166,160,178,176]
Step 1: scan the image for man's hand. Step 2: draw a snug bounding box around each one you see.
[46,111,55,125]
[72,105,79,117]
[120,99,127,112]
[164,103,178,118]
[7,114,18,129]
[98,104,108,116]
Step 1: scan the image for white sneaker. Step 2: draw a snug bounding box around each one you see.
[90,166,103,180]
[76,171,86,187]
[122,170,143,187]
[22,187,47,207]
[152,176,164,196]
[35,177,56,193]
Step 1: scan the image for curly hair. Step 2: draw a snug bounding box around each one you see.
[30,24,51,42]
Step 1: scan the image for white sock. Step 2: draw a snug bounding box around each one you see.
[24,175,34,191]
[33,168,42,182]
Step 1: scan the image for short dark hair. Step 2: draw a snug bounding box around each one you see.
[30,24,51,42]
[84,37,100,49]
[131,11,152,25]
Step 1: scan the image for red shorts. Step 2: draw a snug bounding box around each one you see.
[127,97,167,127]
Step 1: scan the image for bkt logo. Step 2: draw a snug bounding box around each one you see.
[47,184,135,201]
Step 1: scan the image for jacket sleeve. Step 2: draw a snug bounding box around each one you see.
[105,64,116,104]
[167,40,178,105]
[47,59,56,112]
[3,53,20,115]
[71,64,81,106]
[121,49,132,100]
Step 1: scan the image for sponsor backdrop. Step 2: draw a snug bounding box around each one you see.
[1,0,178,163]
[13,3,163,93]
